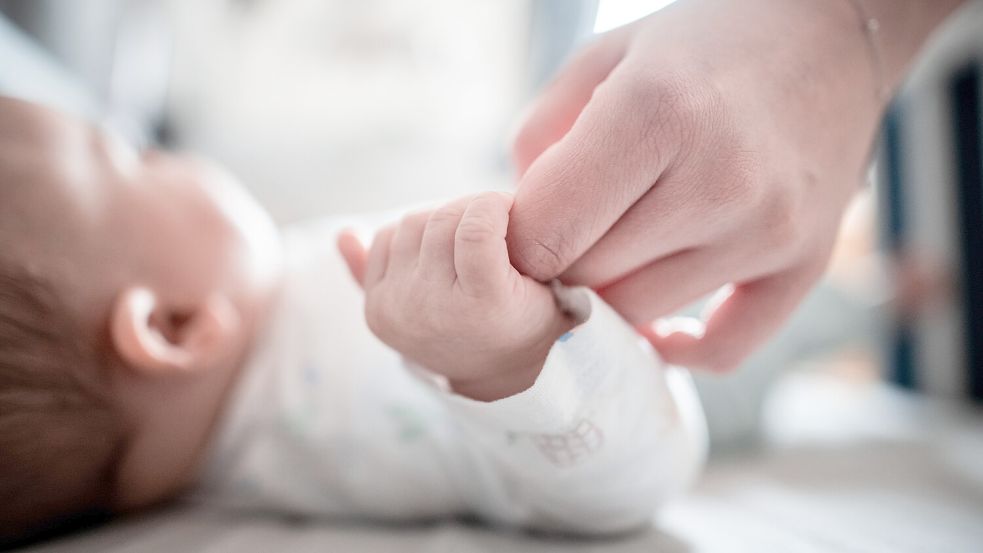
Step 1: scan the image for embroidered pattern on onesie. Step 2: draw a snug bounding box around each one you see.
[532,418,604,467]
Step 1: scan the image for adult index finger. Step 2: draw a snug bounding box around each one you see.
[506,60,682,282]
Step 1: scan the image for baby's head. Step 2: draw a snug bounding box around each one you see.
[0,97,281,542]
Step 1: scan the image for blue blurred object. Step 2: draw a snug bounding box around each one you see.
[0,0,172,146]
[0,13,97,118]
[527,0,598,92]
[877,3,983,402]
[950,61,982,401]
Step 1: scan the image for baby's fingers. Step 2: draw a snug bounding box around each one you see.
[390,211,430,270]
[419,196,472,282]
[364,225,396,289]
[338,229,368,288]
[454,191,514,296]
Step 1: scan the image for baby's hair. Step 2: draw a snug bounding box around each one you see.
[0,262,125,546]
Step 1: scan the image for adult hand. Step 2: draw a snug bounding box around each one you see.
[507,0,963,371]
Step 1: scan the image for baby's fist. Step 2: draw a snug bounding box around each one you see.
[339,192,574,401]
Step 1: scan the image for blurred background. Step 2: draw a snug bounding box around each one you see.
[1,1,982,551]
[1,0,605,220]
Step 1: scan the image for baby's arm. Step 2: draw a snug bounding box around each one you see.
[339,192,706,534]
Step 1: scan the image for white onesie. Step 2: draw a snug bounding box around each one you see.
[196,217,708,535]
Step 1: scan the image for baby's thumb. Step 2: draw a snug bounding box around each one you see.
[337,229,368,289]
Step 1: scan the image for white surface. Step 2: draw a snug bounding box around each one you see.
[20,371,983,553]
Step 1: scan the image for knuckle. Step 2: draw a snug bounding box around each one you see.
[643,70,721,128]
[455,215,498,245]
[720,154,763,210]
[758,182,805,254]
[619,69,680,113]
[618,67,727,169]
[399,210,431,232]
[429,205,462,225]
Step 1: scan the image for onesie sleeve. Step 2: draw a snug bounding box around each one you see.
[413,288,708,535]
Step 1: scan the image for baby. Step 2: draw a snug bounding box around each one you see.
[0,96,706,544]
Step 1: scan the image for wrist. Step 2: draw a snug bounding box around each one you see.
[449,362,544,403]
[835,0,966,97]
[447,310,575,402]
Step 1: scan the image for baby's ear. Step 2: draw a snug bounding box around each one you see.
[110,286,240,375]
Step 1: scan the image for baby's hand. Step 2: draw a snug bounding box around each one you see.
[339,192,573,401]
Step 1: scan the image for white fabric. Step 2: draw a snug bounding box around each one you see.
[196,217,708,535]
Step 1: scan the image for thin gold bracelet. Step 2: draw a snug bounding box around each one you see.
[843,0,887,100]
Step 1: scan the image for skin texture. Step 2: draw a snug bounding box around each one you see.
[0,97,282,512]
[339,192,574,402]
[506,0,967,371]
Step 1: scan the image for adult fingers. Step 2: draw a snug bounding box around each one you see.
[512,26,632,176]
[337,229,368,288]
[560,172,722,286]
[454,191,514,296]
[507,59,682,282]
[389,211,431,270]
[419,196,474,282]
[597,247,733,325]
[364,225,396,289]
[643,260,826,372]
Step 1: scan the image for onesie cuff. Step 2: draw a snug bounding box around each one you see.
[411,287,655,435]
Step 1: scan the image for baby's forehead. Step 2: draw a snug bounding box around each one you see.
[1,96,97,152]
[0,97,104,183]
[0,98,106,245]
